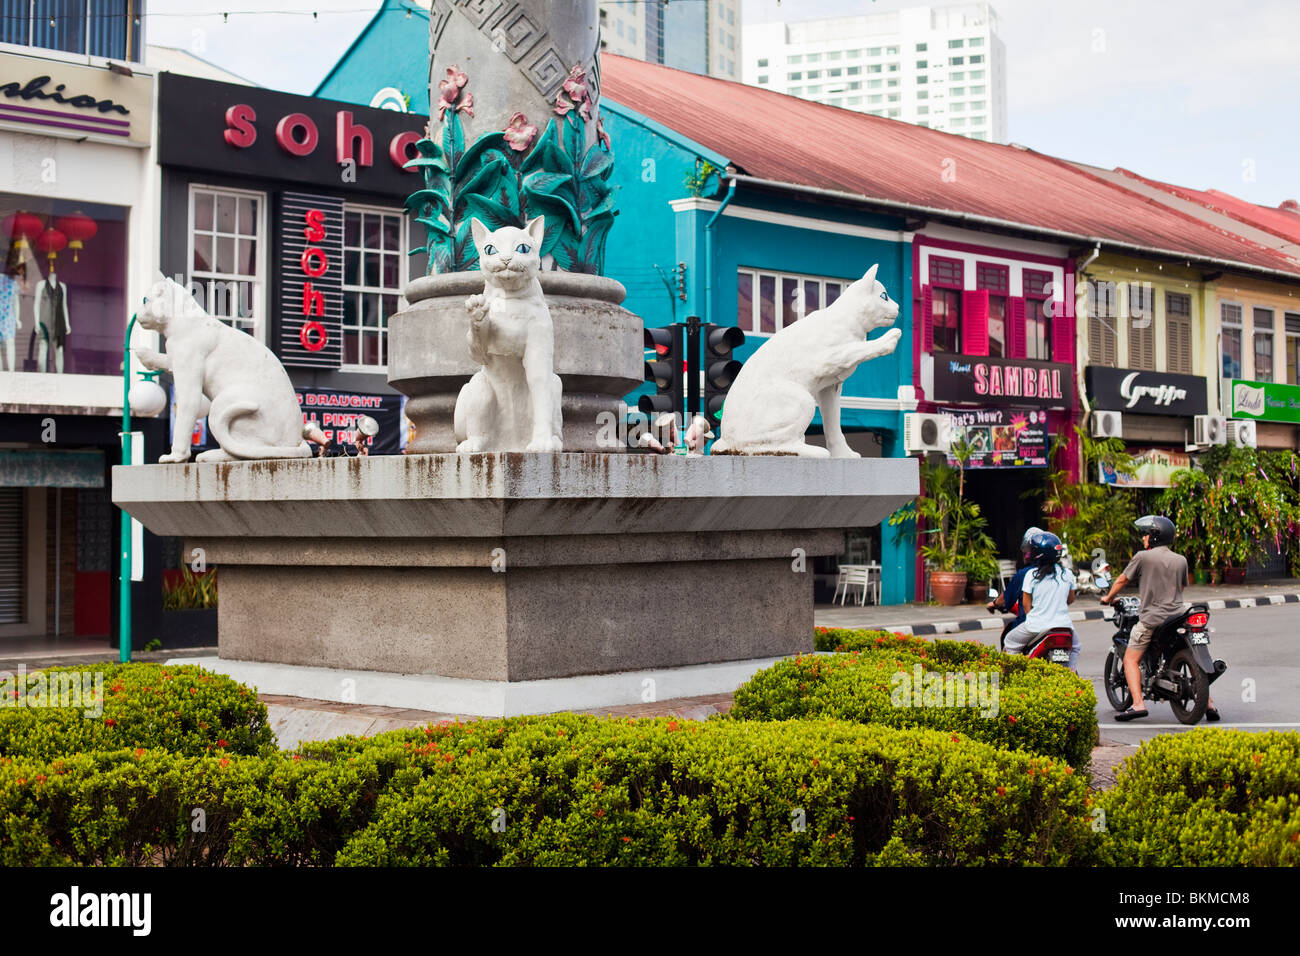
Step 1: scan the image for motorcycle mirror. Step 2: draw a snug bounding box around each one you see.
[987,588,999,599]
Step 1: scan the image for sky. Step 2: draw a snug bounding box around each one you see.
[144,0,1300,208]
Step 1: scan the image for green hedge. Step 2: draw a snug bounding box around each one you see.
[1098,729,1300,866]
[733,635,1097,770]
[0,715,1096,866]
[0,664,274,761]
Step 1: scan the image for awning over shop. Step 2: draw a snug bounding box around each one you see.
[0,450,105,488]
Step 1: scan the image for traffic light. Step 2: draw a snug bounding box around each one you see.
[640,324,683,419]
[702,322,745,432]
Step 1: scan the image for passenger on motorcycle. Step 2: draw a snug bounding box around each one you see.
[986,526,1043,628]
[1003,531,1079,668]
[1100,514,1219,722]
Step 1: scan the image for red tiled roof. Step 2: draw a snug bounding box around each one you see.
[1113,169,1300,247]
[601,55,1300,279]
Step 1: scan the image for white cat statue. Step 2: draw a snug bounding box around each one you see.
[710,264,902,458]
[453,216,564,453]
[134,278,313,463]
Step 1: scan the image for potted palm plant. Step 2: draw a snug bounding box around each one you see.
[959,530,1000,603]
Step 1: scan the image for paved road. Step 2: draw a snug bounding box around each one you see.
[963,603,1300,744]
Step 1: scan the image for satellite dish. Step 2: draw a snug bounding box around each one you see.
[356,415,380,438]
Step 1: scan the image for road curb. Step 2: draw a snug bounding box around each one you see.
[850,591,1300,636]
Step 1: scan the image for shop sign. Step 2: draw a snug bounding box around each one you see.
[1230,379,1300,424]
[1099,446,1191,488]
[940,406,1050,468]
[278,193,344,368]
[1086,367,1208,417]
[933,355,1073,408]
[297,388,403,454]
[158,73,423,192]
[0,52,153,146]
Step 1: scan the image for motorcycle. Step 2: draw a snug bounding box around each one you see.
[985,588,1075,666]
[1101,596,1228,724]
[1062,547,1111,595]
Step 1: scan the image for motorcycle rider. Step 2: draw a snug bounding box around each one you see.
[1100,515,1220,722]
[1003,531,1078,666]
[986,526,1043,630]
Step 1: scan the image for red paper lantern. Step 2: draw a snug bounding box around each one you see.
[3,211,44,251]
[35,227,67,264]
[55,211,97,262]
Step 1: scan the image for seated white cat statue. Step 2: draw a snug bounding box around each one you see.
[711,263,902,458]
[134,277,313,463]
[453,216,564,453]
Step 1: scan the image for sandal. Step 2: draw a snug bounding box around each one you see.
[1114,708,1149,722]
[1206,706,1221,722]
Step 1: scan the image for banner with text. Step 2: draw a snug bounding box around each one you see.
[297,387,402,455]
[1230,379,1300,424]
[1099,446,1191,488]
[941,406,1050,468]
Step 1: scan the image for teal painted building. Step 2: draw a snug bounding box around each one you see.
[314,0,917,603]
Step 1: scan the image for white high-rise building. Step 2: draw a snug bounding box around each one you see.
[599,1,742,80]
[743,3,1007,142]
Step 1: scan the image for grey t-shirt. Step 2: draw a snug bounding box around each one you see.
[1123,546,1189,627]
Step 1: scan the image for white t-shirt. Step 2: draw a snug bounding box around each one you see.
[1023,565,1076,631]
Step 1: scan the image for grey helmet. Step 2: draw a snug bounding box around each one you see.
[1134,514,1175,549]
[1021,526,1045,553]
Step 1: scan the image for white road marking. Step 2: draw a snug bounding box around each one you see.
[1104,722,1300,729]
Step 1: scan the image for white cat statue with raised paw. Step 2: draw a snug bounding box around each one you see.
[453,216,564,453]
[135,277,313,463]
[711,263,903,458]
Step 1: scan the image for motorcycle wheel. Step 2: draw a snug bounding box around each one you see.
[1167,649,1209,725]
[1103,650,1133,712]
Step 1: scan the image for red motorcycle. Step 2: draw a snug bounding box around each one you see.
[986,588,1075,666]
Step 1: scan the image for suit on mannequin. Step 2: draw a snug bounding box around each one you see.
[37,272,70,374]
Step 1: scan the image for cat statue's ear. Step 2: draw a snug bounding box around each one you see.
[859,263,879,287]
[524,215,546,249]
[470,217,489,250]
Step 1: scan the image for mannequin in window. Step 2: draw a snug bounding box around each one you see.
[37,269,70,374]
[0,262,19,372]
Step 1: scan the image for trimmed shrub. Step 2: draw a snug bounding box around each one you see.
[335,715,1095,866]
[732,639,1097,770]
[1098,729,1300,866]
[0,664,274,761]
[0,715,1096,866]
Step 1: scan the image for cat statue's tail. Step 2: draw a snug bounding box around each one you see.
[208,400,313,459]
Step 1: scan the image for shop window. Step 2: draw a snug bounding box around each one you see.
[927,257,965,354]
[1221,303,1243,379]
[1088,280,1118,366]
[1023,269,1054,361]
[1165,292,1193,375]
[2,191,129,375]
[1286,313,1300,385]
[1127,283,1155,370]
[190,186,264,339]
[341,207,406,369]
[1254,307,1275,381]
[737,268,844,336]
[976,263,1008,357]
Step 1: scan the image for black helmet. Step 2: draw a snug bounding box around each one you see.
[1028,531,1064,564]
[1134,515,1175,548]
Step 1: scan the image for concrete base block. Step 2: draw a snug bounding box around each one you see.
[167,655,788,718]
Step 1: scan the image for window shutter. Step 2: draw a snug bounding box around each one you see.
[962,288,989,356]
[1007,297,1026,358]
[1052,306,1075,365]
[922,284,934,352]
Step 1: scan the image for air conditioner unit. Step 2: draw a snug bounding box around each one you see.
[1091,410,1123,439]
[903,412,951,454]
[1194,414,1228,446]
[1227,419,1258,449]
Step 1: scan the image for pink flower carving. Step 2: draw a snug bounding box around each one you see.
[503,112,538,152]
[596,115,611,150]
[553,92,573,117]
[437,65,474,121]
[563,65,589,103]
[554,64,593,119]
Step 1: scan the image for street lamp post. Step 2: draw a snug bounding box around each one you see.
[119,312,165,664]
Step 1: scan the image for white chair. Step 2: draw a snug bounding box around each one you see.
[998,559,1018,591]
[834,565,872,605]
[865,562,882,604]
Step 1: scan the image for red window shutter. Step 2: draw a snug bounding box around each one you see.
[1052,307,1076,365]
[962,288,989,356]
[1007,297,1026,358]
[922,284,934,352]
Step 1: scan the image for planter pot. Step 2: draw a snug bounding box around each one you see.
[388,272,642,453]
[929,570,968,607]
[965,580,990,605]
[153,608,218,649]
[1223,566,1246,586]
[1210,568,1221,586]
[1193,568,1210,586]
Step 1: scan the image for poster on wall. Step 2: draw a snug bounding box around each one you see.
[1099,446,1191,488]
[941,406,1050,468]
[297,387,403,455]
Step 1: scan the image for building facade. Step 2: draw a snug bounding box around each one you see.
[599,0,742,79]
[743,2,1006,142]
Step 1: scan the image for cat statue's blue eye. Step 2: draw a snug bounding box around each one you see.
[515,243,531,254]
[879,292,888,300]
[484,244,498,255]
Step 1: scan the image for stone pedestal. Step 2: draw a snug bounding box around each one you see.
[113,453,917,704]
[389,273,641,453]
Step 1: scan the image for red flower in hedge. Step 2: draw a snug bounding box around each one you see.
[217,739,228,749]
[104,718,116,727]
[622,836,631,843]
[667,721,679,731]
[134,748,146,758]
[996,786,1006,796]
[219,758,229,767]
[189,687,197,694]
[1007,715,1018,724]
[594,809,605,818]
